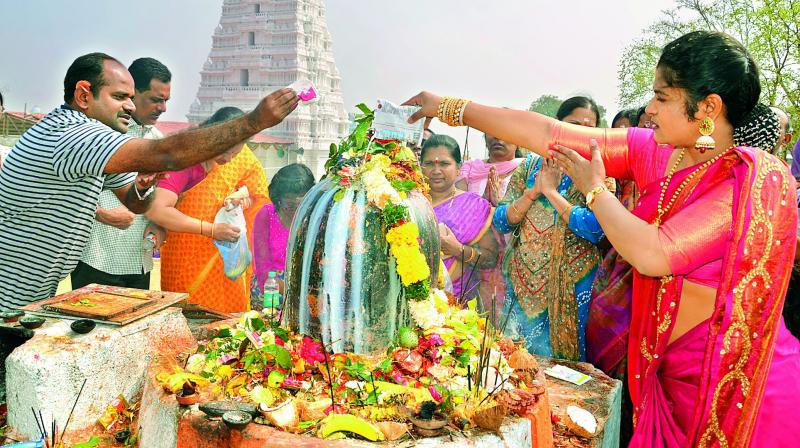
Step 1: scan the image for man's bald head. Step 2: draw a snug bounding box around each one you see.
[63,52,125,104]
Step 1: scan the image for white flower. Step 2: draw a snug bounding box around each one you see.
[409,296,445,330]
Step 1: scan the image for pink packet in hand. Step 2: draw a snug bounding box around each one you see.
[288,80,318,103]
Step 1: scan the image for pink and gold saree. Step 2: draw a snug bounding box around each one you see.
[550,125,800,447]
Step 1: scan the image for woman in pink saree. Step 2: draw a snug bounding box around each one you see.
[405,31,800,447]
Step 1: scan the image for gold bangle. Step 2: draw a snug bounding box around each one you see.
[464,245,476,264]
[199,220,204,235]
[211,223,216,239]
[437,97,471,127]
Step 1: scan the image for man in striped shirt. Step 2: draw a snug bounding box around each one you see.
[73,57,173,290]
[0,52,298,311]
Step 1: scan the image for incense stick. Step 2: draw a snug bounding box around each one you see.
[320,339,336,411]
[459,253,481,304]
[60,378,87,444]
[31,407,43,438]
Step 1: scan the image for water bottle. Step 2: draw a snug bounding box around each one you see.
[263,271,281,317]
[142,232,157,253]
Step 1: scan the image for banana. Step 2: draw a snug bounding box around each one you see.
[318,414,385,441]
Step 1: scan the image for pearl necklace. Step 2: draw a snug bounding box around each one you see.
[654,147,733,227]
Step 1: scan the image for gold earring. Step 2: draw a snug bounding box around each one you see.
[695,117,715,153]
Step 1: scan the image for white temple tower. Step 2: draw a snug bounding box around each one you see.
[188,0,349,176]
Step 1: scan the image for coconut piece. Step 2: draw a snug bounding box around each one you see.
[259,398,299,430]
[375,421,408,440]
[565,405,597,438]
[472,404,508,433]
[508,349,539,371]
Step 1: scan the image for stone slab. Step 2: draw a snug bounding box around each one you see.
[5,307,193,440]
[536,356,622,448]
[176,408,532,448]
[138,358,185,448]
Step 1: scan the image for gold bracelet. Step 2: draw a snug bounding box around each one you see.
[199,220,204,235]
[211,223,216,239]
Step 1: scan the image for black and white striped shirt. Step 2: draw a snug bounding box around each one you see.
[0,106,134,310]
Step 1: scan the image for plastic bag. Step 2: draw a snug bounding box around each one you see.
[213,204,252,280]
[373,99,424,145]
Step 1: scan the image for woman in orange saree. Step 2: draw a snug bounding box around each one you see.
[405,31,799,447]
[147,107,270,313]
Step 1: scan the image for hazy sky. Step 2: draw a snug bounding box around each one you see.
[0,0,674,153]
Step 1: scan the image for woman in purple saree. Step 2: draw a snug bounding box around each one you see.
[420,135,498,303]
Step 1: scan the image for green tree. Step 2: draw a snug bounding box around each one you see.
[528,94,563,118]
[618,0,799,135]
[529,94,608,127]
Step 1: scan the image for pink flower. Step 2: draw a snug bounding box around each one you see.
[428,333,445,346]
[428,385,443,403]
[299,336,325,364]
[282,377,302,388]
[392,372,409,386]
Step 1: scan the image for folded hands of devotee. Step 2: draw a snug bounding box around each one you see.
[485,166,502,206]
[536,157,562,194]
[550,139,606,195]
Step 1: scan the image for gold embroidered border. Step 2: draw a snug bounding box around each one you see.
[697,157,790,448]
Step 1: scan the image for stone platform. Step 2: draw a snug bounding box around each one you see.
[4,307,193,440]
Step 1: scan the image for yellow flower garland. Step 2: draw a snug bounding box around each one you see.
[386,222,430,286]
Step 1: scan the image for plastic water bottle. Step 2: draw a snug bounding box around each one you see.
[142,232,157,253]
[263,271,281,317]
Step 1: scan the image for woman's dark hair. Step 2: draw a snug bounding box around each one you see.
[636,106,648,122]
[63,52,122,104]
[0,90,4,108]
[612,108,640,127]
[200,107,244,128]
[269,163,315,211]
[733,103,781,151]
[420,134,461,165]
[657,31,760,127]
[556,96,601,125]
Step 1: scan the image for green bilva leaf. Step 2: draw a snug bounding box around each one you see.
[391,179,417,193]
[214,328,232,339]
[264,344,292,369]
[267,369,286,388]
[333,189,346,202]
[356,103,373,115]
